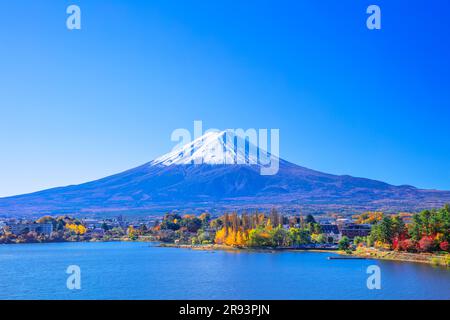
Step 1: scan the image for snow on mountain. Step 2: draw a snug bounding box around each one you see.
[151,130,262,166]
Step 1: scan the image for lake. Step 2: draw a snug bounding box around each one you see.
[0,241,449,300]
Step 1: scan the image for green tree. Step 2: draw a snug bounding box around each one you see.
[353,236,365,246]
[409,214,422,241]
[371,216,394,244]
[288,228,311,245]
[197,229,211,243]
[247,228,273,247]
[338,236,351,250]
[182,217,202,233]
[160,219,180,231]
[270,226,288,247]
[312,223,321,234]
[392,216,406,238]
[314,233,326,244]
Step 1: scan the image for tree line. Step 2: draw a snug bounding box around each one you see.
[355,205,450,252]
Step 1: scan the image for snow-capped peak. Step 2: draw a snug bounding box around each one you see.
[151,130,264,166]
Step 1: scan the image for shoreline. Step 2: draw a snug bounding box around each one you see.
[158,243,339,254]
[0,237,126,245]
[343,247,450,267]
[158,243,450,267]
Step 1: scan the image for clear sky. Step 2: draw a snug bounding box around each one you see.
[1,0,449,197]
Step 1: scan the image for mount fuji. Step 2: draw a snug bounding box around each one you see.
[1,130,449,216]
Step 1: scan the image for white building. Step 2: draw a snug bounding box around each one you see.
[7,223,53,236]
[320,224,342,243]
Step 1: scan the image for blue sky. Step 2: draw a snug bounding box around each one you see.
[0,0,449,197]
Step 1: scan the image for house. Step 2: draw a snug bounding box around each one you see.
[320,224,341,243]
[83,219,102,230]
[336,218,352,228]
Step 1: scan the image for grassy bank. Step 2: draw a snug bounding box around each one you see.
[347,247,450,267]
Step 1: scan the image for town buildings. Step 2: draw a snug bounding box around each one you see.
[5,222,53,236]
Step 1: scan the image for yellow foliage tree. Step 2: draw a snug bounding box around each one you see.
[266,219,273,231]
[65,223,86,235]
[215,227,248,246]
[225,228,236,246]
[77,225,86,235]
[127,225,135,235]
[214,227,226,244]
[235,231,248,246]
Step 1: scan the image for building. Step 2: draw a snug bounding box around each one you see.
[320,224,341,243]
[91,228,105,236]
[7,222,53,236]
[83,218,101,229]
[339,223,371,239]
[336,218,352,228]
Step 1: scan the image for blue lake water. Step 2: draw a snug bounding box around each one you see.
[0,241,449,300]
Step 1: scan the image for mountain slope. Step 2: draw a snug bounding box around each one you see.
[1,131,449,215]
